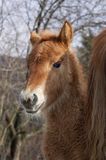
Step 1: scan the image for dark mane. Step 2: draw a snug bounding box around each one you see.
[87,29,106,160]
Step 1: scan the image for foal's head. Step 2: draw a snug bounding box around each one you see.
[20,21,73,113]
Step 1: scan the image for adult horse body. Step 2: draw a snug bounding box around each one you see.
[20,22,106,160]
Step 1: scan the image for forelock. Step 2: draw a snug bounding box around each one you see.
[39,30,58,42]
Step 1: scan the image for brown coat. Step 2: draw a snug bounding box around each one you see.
[24,22,106,160]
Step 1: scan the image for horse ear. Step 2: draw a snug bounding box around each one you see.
[30,32,41,45]
[58,21,73,46]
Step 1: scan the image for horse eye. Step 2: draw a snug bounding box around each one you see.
[53,62,61,68]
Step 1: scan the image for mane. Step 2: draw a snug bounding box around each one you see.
[87,29,106,160]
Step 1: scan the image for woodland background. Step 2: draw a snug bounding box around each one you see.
[0,0,106,160]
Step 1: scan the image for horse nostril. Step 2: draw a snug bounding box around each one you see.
[20,92,38,108]
[33,94,38,104]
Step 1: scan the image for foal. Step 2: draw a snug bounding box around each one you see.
[20,22,106,160]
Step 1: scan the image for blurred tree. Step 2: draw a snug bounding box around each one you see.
[78,30,94,74]
[0,0,106,159]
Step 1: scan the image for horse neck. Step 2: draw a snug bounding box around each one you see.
[62,51,87,101]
